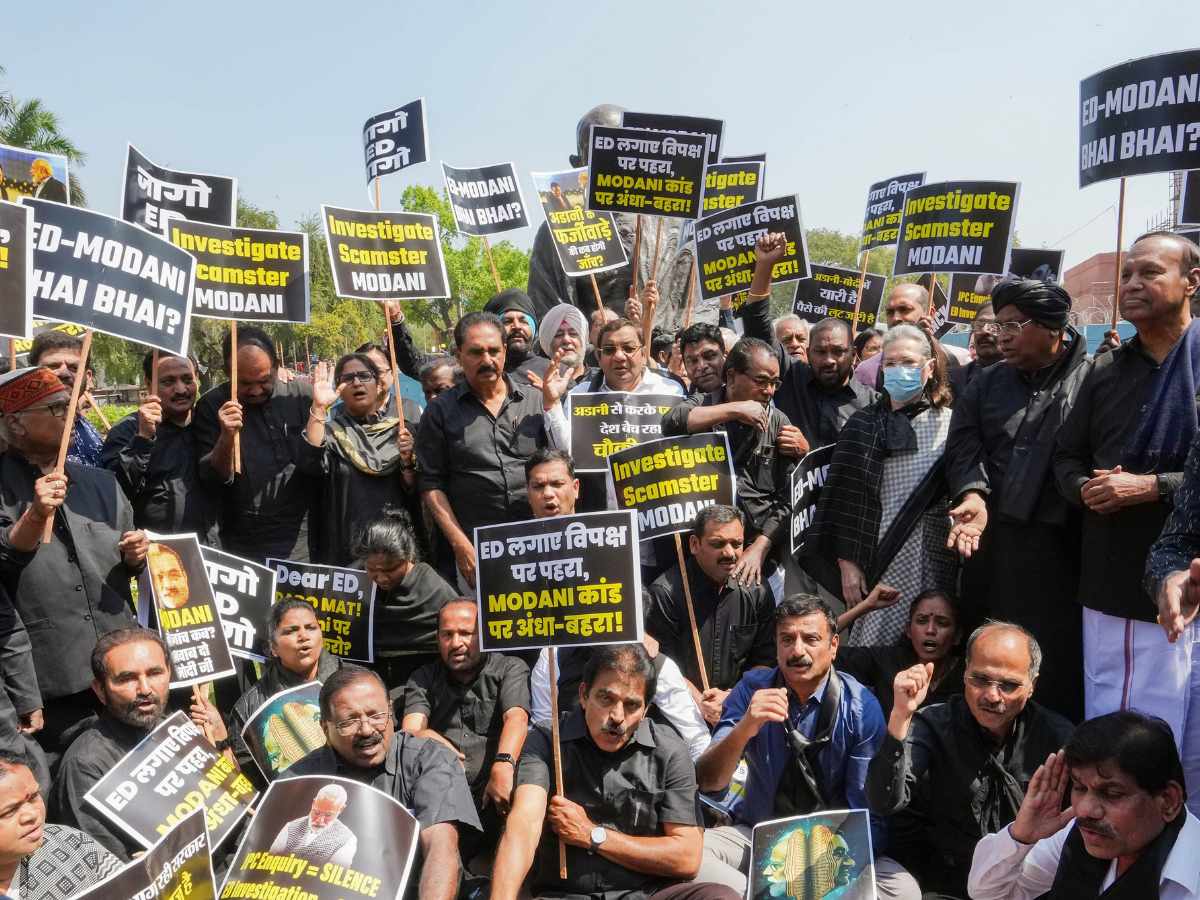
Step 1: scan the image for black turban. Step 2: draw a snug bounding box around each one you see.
[990,277,1072,329]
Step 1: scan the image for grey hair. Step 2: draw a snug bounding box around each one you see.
[965,620,1042,681]
[315,783,348,807]
[772,314,808,334]
[881,323,933,361]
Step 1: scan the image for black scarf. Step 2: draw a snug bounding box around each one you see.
[774,670,843,817]
[1040,810,1185,899]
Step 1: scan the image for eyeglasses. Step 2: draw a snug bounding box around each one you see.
[338,371,377,385]
[976,320,1035,337]
[332,711,390,735]
[745,375,782,389]
[20,400,68,419]
[966,673,1026,695]
[600,343,642,357]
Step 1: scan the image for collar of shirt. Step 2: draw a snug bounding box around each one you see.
[559,707,656,750]
[1162,810,1200,895]
[590,368,683,395]
[790,669,830,713]
[453,374,527,406]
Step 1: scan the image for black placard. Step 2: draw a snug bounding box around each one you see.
[566,392,685,473]
[789,445,834,562]
[122,143,236,237]
[0,200,32,339]
[442,160,529,236]
[793,264,884,327]
[1009,248,1066,283]
[321,205,449,302]
[587,126,708,219]
[76,808,214,900]
[201,547,276,662]
[267,558,375,662]
[531,168,628,277]
[1180,170,1200,226]
[947,274,991,325]
[860,172,925,251]
[363,98,428,183]
[621,112,724,164]
[694,195,809,302]
[892,181,1019,276]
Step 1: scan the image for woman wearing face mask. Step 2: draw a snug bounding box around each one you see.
[807,324,958,645]
[835,588,965,717]
[304,354,418,566]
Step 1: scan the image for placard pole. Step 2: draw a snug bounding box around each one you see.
[7,339,14,371]
[1110,177,1127,330]
[150,349,159,398]
[682,258,698,327]
[229,321,241,475]
[42,330,92,544]
[629,214,643,304]
[850,249,870,338]
[86,393,111,435]
[673,532,709,692]
[483,236,503,294]
[589,274,604,315]
[548,646,568,878]
[649,217,665,283]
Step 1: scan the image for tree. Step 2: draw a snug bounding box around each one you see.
[0,67,87,206]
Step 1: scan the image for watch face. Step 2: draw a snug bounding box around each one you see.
[590,826,606,845]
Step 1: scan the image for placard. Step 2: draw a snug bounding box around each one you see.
[1182,170,1200,226]
[121,144,236,237]
[621,112,724,164]
[11,319,85,354]
[608,432,736,541]
[750,810,877,900]
[682,160,766,244]
[566,392,685,473]
[892,181,1019,276]
[138,534,237,689]
[169,220,309,322]
[84,711,257,850]
[474,511,642,653]
[74,807,214,900]
[1079,50,1200,187]
[363,98,428,183]
[1009,248,1066,283]
[442,160,528,236]
[0,141,70,205]
[790,444,833,557]
[25,198,195,354]
[321,205,449,301]
[531,168,628,277]
[860,172,925,251]
[266,558,375,662]
[587,126,708,219]
[201,547,276,662]
[240,682,326,782]
[0,200,33,340]
[793,264,884,327]
[695,195,809,302]
[219,776,419,900]
[947,274,991,325]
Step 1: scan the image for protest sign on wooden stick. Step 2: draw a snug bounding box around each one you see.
[1110,177,1127,330]
[42,329,91,543]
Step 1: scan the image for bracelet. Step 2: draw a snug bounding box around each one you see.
[308,408,328,422]
[214,736,233,751]
[746,289,771,299]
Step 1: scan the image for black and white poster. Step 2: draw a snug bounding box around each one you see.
[790,445,833,557]
[792,264,884,328]
[567,392,686,473]
[441,161,528,236]
[1079,50,1200,187]
[1009,248,1066,283]
[860,172,925,251]
[587,126,708,219]
[0,200,33,340]
[122,144,236,237]
[622,111,724,164]
[694,195,809,302]
[201,547,277,663]
[74,807,215,900]
[26,198,195,355]
[321,205,449,302]
[363,98,428,184]
[892,181,1019,276]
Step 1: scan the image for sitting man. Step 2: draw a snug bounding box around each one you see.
[0,749,120,898]
[866,621,1074,899]
[288,666,480,900]
[968,710,1199,899]
[644,506,775,727]
[49,628,171,861]
[402,598,530,852]
[491,643,740,900]
[696,595,919,898]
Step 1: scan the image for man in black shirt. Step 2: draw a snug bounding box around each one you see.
[1054,232,1200,738]
[491,644,739,900]
[101,351,210,535]
[289,666,480,900]
[677,323,726,396]
[645,506,775,726]
[402,598,530,851]
[416,312,548,590]
[192,325,320,563]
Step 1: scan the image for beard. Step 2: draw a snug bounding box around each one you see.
[112,691,165,729]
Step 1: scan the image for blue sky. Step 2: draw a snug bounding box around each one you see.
[3,1,1195,271]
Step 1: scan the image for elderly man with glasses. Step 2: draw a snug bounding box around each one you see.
[289,665,481,900]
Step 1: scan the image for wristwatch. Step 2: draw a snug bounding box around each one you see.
[588,826,607,855]
[493,752,515,766]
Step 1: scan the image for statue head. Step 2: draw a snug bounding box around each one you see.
[569,104,626,168]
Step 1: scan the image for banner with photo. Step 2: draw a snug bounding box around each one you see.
[474,510,642,653]
[1079,50,1200,187]
[168,221,309,322]
[363,98,428,184]
[266,558,375,662]
[1009,248,1066,283]
[792,264,884,328]
[694,195,809,302]
[750,809,876,900]
[531,168,628,277]
[25,199,195,355]
[0,201,33,340]
[442,161,528,236]
[75,806,214,900]
[84,711,257,850]
[121,144,236,237]
[219,776,419,900]
[201,547,276,663]
[860,172,925,251]
[587,125,708,219]
[322,205,449,302]
[892,181,1019,276]
[0,141,70,205]
[240,682,326,782]
[790,444,834,557]
[566,392,685,473]
[608,432,736,542]
[621,112,724,164]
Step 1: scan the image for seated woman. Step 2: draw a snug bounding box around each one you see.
[835,587,964,718]
[355,512,458,692]
[227,599,341,788]
[807,323,958,646]
[305,354,417,566]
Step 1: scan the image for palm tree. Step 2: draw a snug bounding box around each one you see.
[0,66,87,205]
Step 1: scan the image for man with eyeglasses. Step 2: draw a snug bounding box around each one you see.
[0,368,146,766]
[865,622,1073,899]
[950,301,1004,394]
[27,331,104,468]
[945,279,1090,722]
[289,665,480,900]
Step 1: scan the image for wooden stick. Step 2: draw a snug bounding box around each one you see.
[482,237,502,294]
[7,339,14,372]
[374,176,382,213]
[548,646,568,878]
[850,249,870,338]
[229,321,241,475]
[588,274,604,314]
[682,258,698,327]
[641,288,657,365]
[382,302,403,422]
[85,394,111,434]
[1110,177,1127,330]
[150,349,159,398]
[673,532,709,692]
[649,217,665,283]
[630,215,643,303]
[42,330,92,544]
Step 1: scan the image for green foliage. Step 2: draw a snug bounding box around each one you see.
[0,68,87,206]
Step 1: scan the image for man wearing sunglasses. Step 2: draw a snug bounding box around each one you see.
[865,622,1073,899]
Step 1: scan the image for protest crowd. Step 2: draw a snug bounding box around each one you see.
[0,51,1199,900]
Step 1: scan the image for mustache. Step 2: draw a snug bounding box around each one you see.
[1077,818,1117,838]
[785,655,812,668]
[601,722,627,737]
[476,364,498,374]
[353,733,383,750]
